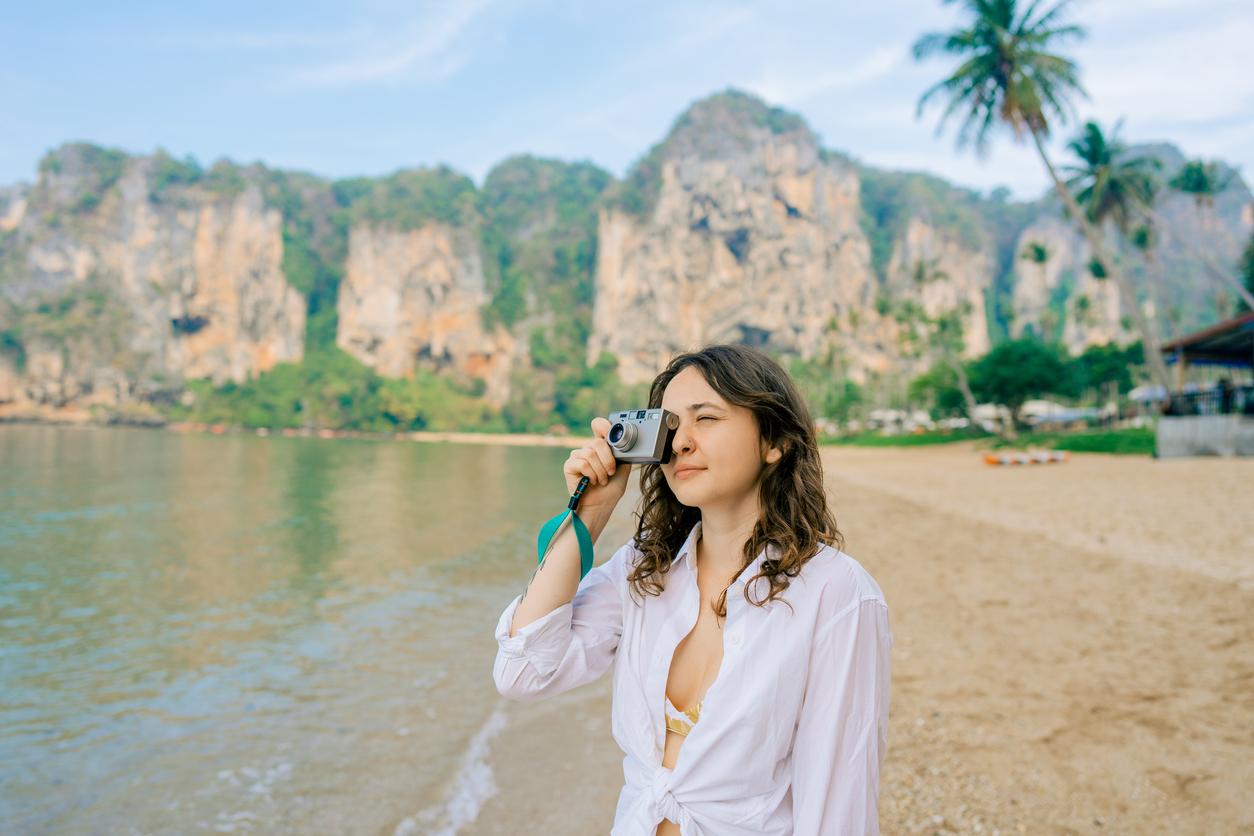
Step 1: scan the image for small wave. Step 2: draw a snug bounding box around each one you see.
[393,703,509,836]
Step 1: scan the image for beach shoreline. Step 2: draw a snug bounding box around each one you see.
[0,405,581,447]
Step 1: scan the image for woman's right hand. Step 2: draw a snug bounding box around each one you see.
[563,417,633,511]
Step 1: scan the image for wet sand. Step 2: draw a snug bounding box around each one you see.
[472,441,1252,835]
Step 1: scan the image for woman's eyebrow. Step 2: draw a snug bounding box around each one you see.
[685,402,726,412]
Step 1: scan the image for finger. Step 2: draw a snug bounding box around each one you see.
[564,449,588,479]
[590,416,611,438]
[579,447,610,486]
[592,437,618,478]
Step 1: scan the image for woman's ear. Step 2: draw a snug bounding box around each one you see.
[764,439,784,464]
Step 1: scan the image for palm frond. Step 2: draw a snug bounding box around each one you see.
[912,31,950,61]
[912,0,1087,154]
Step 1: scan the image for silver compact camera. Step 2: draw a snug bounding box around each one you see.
[606,408,680,464]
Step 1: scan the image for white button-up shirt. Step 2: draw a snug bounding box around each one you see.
[493,518,893,834]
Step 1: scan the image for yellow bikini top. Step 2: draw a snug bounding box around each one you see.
[664,694,702,737]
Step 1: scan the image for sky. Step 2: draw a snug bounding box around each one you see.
[2,0,1251,200]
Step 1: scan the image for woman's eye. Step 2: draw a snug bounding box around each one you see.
[697,416,714,422]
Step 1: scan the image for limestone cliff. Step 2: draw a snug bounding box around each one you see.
[588,92,893,386]
[0,144,304,408]
[2,93,1251,424]
[884,216,993,360]
[336,222,515,406]
[1010,216,1130,352]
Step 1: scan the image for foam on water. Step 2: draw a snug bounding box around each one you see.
[393,702,509,836]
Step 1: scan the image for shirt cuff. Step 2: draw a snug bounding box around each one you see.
[494,593,575,675]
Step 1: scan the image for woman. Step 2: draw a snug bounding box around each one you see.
[493,344,893,835]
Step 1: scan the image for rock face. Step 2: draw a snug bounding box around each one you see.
[884,216,993,359]
[0,144,304,408]
[588,94,894,385]
[1008,145,1253,350]
[336,223,515,406]
[1010,216,1130,352]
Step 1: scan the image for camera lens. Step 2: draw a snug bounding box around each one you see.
[608,421,636,450]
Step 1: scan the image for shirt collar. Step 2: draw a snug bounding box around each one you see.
[674,518,775,590]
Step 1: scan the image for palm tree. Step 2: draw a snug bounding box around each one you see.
[1061,120,1175,339]
[1062,121,1161,235]
[1169,159,1234,213]
[912,0,1174,393]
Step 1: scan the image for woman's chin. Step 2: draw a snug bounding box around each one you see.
[670,483,707,504]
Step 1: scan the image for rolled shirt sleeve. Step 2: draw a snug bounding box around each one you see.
[492,539,632,702]
[789,596,893,834]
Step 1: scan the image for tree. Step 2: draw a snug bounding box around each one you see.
[1022,241,1049,265]
[931,305,981,421]
[909,362,970,418]
[1168,159,1234,213]
[968,337,1072,428]
[1062,121,1161,236]
[1067,341,1143,397]
[912,0,1175,396]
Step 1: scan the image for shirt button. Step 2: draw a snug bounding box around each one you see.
[728,634,742,647]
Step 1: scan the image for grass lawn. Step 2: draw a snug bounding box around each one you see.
[820,428,991,447]
[821,426,1156,456]
[989,427,1156,456]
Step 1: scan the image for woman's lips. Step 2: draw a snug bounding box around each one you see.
[675,467,705,479]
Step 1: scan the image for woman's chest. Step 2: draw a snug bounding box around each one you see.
[614,579,816,760]
[664,595,725,708]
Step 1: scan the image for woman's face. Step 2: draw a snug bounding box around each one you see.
[660,366,781,509]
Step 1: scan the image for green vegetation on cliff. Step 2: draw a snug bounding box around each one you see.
[477,156,640,433]
[857,166,989,280]
[260,169,351,352]
[38,143,129,215]
[1,273,139,374]
[170,346,502,432]
[479,155,610,330]
[345,166,478,231]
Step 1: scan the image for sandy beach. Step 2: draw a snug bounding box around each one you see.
[472,441,1254,834]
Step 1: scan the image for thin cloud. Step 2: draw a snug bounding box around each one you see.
[663,4,755,51]
[748,45,907,106]
[1080,0,1248,24]
[862,145,1052,198]
[153,28,360,51]
[282,0,494,87]
[1077,18,1254,127]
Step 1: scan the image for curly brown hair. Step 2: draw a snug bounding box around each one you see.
[624,343,843,619]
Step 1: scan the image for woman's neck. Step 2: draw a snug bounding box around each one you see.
[695,500,760,583]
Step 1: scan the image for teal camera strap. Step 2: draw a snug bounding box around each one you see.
[536,475,595,580]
